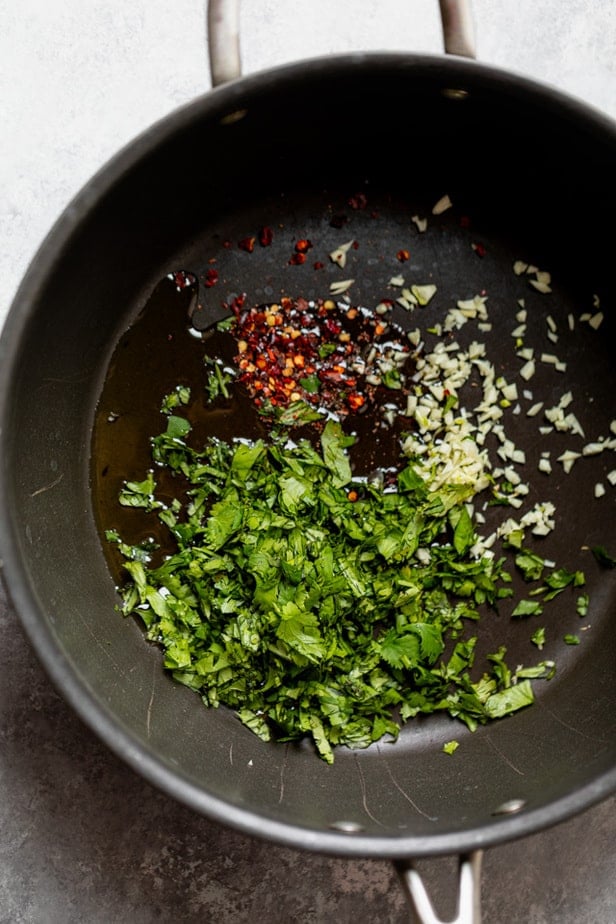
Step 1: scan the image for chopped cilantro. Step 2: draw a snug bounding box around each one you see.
[512,599,543,618]
[515,549,545,582]
[563,634,580,645]
[299,374,321,394]
[530,567,585,602]
[443,740,459,755]
[203,355,234,401]
[591,545,616,569]
[530,626,546,650]
[110,416,551,762]
[160,385,191,414]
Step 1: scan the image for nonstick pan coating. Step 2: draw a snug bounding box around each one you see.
[0,56,614,859]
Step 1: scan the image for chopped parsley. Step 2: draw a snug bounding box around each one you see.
[109,417,555,763]
[591,545,616,569]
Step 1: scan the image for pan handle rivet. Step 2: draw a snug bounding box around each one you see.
[442,87,469,100]
[492,798,526,815]
[330,820,365,833]
[219,108,248,125]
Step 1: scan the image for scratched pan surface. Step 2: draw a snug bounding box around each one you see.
[0,57,615,858]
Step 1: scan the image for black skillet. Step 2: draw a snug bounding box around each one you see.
[0,2,614,920]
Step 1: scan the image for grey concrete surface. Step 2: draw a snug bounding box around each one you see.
[1,2,614,922]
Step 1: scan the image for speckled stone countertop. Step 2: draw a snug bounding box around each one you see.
[1,2,614,921]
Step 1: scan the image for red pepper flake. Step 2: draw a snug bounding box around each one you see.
[288,252,306,265]
[396,249,410,262]
[238,236,256,253]
[258,226,274,247]
[313,261,325,270]
[295,239,313,254]
[472,242,487,257]
[229,296,412,422]
[203,268,219,288]
[348,192,367,210]
[347,394,365,411]
[352,240,360,250]
[171,270,197,290]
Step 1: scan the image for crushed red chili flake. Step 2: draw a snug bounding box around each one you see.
[228,295,412,420]
[259,226,274,247]
[295,239,313,253]
[396,249,410,262]
[472,242,487,257]
[288,252,306,265]
[203,268,219,288]
[313,261,325,270]
[348,192,367,210]
[238,236,256,253]
[170,270,197,291]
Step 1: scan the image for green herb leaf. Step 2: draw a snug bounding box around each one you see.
[483,679,534,718]
[515,549,545,582]
[530,626,546,649]
[320,420,352,487]
[512,599,543,618]
[591,545,616,568]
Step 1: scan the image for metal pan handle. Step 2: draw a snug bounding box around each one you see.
[396,852,483,924]
[207,0,476,87]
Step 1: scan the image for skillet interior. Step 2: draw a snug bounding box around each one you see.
[0,55,614,858]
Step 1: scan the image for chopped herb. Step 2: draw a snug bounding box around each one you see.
[160,385,191,414]
[118,471,157,510]
[111,418,547,762]
[530,626,546,649]
[483,679,534,719]
[530,567,585,602]
[591,545,616,568]
[299,374,321,394]
[563,634,581,645]
[512,599,543,618]
[204,355,234,401]
[443,740,459,755]
[576,594,590,616]
[515,549,545,582]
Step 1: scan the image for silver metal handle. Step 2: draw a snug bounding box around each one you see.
[207,0,476,87]
[396,851,483,924]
